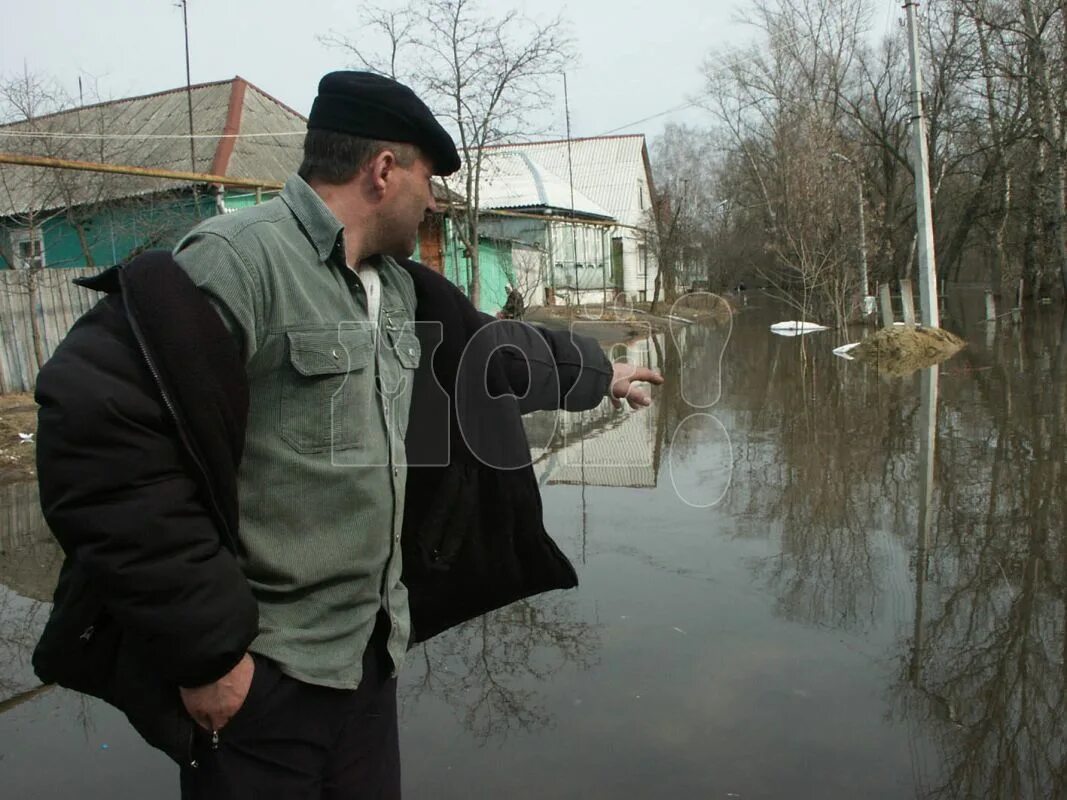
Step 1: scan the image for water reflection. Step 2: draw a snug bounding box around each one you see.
[401,595,600,742]
[722,299,1067,797]
[0,297,1064,799]
[530,337,661,489]
[0,482,60,705]
[892,308,1067,799]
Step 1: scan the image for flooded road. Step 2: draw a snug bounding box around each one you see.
[1,292,1065,798]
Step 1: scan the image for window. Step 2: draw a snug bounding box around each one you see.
[11,229,45,270]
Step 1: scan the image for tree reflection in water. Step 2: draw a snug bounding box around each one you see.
[892,307,1067,799]
[0,481,61,705]
[715,301,1067,798]
[401,595,601,742]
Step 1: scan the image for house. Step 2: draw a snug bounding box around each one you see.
[0,77,302,270]
[480,134,660,304]
[475,149,615,308]
[0,76,452,273]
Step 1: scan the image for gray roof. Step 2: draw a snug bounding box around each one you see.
[477,150,613,219]
[483,135,655,229]
[0,77,306,216]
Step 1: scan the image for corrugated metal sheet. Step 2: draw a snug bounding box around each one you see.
[483,136,652,229]
[225,82,305,182]
[478,150,611,219]
[0,78,305,216]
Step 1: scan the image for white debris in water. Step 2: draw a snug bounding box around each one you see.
[672,626,687,635]
[833,342,861,361]
[18,432,34,443]
[770,320,830,337]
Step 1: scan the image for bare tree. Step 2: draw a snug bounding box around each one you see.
[0,69,71,368]
[1,68,201,373]
[696,0,867,325]
[650,123,724,308]
[322,0,574,307]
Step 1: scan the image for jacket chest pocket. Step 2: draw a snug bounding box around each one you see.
[281,328,375,453]
[381,324,421,439]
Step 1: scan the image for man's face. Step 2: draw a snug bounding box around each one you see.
[380,152,437,259]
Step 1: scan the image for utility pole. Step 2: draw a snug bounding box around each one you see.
[904,0,940,328]
[563,72,580,311]
[909,364,939,685]
[179,0,196,172]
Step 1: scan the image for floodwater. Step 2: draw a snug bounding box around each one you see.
[1,292,1065,799]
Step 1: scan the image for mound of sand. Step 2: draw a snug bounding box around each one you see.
[850,326,966,376]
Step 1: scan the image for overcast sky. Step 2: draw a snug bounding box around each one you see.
[2,1,901,143]
[0,0,756,141]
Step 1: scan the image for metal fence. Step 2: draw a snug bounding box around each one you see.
[0,267,105,393]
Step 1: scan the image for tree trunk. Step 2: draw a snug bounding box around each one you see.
[1055,152,1067,297]
[1021,0,1067,298]
[991,172,1011,298]
[72,218,95,268]
[26,270,47,370]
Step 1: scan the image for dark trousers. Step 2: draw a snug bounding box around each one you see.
[180,620,400,800]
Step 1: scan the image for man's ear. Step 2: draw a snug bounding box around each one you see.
[369,150,398,195]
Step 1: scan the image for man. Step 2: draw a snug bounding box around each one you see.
[501,283,525,319]
[33,71,660,799]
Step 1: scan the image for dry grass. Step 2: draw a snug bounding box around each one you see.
[851,326,966,376]
[0,392,37,484]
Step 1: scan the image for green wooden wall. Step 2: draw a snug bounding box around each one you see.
[444,235,516,314]
[0,190,278,270]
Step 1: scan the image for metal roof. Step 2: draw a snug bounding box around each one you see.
[477,150,612,219]
[0,77,306,216]
[483,135,654,229]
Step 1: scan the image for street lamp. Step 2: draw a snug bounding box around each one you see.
[831,152,874,316]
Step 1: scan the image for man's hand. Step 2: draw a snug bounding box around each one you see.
[179,653,255,731]
[610,363,664,409]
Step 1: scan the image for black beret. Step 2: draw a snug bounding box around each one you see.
[308,71,461,176]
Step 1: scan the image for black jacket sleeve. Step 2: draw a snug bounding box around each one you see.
[35,294,258,688]
[478,316,613,413]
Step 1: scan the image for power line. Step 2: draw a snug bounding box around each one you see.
[594,28,847,137]
[0,129,305,141]
[598,101,700,136]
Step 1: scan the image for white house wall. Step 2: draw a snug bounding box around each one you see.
[511,243,545,308]
[617,228,659,301]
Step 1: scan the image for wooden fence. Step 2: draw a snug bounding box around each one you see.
[0,267,105,393]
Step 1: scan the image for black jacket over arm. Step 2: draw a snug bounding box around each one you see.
[398,260,612,642]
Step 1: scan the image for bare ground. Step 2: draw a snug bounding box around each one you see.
[0,393,37,485]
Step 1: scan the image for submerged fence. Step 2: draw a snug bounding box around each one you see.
[0,267,105,393]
